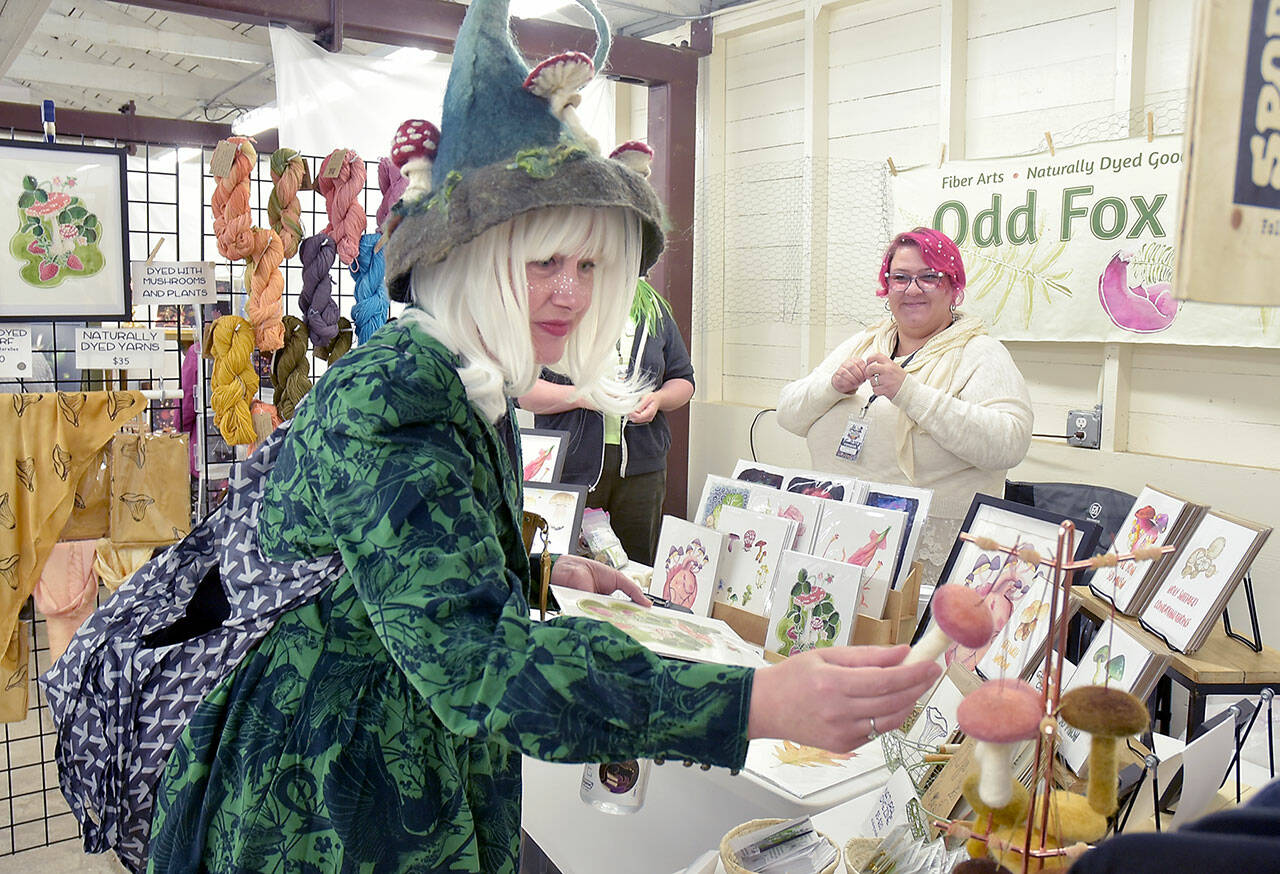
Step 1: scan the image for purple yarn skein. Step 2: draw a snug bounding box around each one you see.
[299,232,340,348]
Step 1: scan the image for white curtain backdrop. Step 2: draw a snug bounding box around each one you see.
[270,26,616,163]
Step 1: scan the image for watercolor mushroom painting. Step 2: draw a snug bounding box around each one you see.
[774,569,842,655]
[11,174,105,288]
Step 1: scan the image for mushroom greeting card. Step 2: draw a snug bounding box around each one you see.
[649,516,725,616]
[712,505,795,615]
[764,551,862,658]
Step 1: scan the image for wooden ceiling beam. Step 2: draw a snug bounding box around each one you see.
[0,0,54,78]
[52,14,271,64]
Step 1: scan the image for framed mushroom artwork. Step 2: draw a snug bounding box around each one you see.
[522,482,588,555]
[518,427,569,483]
[1,140,130,321]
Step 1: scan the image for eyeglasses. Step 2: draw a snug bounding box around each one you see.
[885,271,947,292]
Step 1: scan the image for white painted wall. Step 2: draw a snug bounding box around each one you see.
[689,0,1280,634]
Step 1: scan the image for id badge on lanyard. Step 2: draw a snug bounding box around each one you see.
[835,410,870,462]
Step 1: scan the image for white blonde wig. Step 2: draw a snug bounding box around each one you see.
[403,205,648,423]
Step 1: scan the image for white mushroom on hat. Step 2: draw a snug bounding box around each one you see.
[524,51,600,153]
[610,141,654,178]
[391,119,441,201]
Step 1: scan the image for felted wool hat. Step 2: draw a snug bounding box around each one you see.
[383,0,665,302]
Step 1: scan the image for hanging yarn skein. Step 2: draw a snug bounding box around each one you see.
[315,318,353,365]
[210,137,257,261]
[299,233,340,349]
[376,158,408,231]
[209,316,259,445]
[244,226,286,352]
[268,148,308,259]
[314,149,368,266]
[351,233,389,345]
[271,316,312,420]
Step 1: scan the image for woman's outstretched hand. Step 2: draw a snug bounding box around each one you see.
[550,555,652,605]
[747,644,941,752]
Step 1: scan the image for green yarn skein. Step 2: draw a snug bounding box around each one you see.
[271,315,313,420]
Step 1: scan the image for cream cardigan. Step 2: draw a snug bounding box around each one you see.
[776,319,1033,580]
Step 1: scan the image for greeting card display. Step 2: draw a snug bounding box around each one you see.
[904,671,966,749]
[1089,486,1204,615]
[784,468,865,503]
[748,487,826,553]
[928,495,1100,672]
[862,482,933,589]
[809,501,906,619]
[649,516,726,616]
[518,428,569,483]
[551,585,765,668]
[712,506,794,615]
[764,551,863,657]
[1056,620,1170,773]
[732,458,787,489]
[975,592,1080,681]
[694,474,752,528]
[1139,510,1272,653]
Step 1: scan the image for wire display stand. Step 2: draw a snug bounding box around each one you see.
[0,128,382,856]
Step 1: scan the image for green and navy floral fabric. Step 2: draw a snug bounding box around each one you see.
[147,317,753,873]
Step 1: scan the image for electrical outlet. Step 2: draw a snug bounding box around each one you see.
[1066,405,1102,449]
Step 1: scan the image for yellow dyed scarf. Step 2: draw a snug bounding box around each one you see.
[846,313,988,480]
[0,390,145,720]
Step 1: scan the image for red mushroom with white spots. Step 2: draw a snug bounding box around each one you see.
[903,584,994,665]
[24,191,74,257]
[391,119,441,202]
[610,141,654,178]
[957,679,1043,809]
[524,51,599,153]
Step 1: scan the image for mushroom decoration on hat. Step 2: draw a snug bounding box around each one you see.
[390,119,441,204]
[610,141,654,178]
[957,679,1043,809]
[381,0,665,303]
[904,584,994,665]
[524,51,598,152]
[1057,685,1149,815]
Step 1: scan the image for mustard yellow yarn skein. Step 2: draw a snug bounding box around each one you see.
[210,315,259,445]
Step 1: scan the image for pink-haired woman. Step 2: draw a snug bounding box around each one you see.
[777,228,1033,585]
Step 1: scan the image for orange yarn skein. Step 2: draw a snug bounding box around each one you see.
[209,316,259,445]
[268,148,307,259]
[211,137,258,262]
[315,150,368,266]
[244,227,286,352]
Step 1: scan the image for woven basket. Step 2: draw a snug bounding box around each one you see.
[718,818,840,874]
[843,836,880,874]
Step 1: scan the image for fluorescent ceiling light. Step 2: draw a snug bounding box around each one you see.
[232,104,280,136]
[510,0,573,19]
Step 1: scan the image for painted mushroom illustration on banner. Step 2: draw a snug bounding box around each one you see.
[11,174,104,287]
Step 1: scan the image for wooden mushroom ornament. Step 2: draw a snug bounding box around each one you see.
[391,119,441,202]
[904,585,995,665]
[1058,685,1149,815]
[956,679,1042,809]
[524,51,599,152]
[610,140,654,178]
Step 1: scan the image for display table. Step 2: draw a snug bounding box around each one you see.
[521,756,891,874]
[1075,588,1280,735]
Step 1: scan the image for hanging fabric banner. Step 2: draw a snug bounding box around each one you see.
[890,135,1280,347]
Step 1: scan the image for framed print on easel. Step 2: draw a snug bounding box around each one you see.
[0,140,130,321]
[523,482,588,555]
[916,494,1101,672]
[518,427,569,483]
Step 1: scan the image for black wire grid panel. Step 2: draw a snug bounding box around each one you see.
[0,130,382,856]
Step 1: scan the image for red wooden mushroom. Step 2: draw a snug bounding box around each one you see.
[610,140,654,177]
[904,584,994,665]
[957,679,1042,808]
[391,119,441,201]
[524,51,599,153]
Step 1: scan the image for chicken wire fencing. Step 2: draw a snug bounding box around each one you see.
[0,131,384,856]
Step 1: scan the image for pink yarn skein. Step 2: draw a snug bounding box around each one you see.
[376,158,409,231]
[315,150,368,266]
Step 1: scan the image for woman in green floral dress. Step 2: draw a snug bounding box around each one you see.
[146,2,940,871]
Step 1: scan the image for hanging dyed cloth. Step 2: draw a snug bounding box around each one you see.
[108,433,192,547]
[0,390,145,721]
[33,539,98,664]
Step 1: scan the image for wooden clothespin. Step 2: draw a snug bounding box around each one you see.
[1045,132,1055,156]
[1146,111,1155,142]
[886,157,898,176]
[938,144,946,169]
[145,237,166,265]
